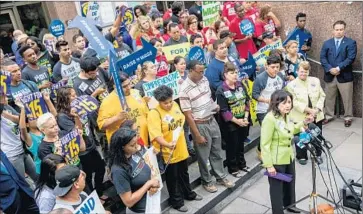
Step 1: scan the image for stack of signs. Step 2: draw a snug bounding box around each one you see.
[1,70,11,96]
[19,92,49,120]
[188,47,205,64]
[240,19,255,36]
[70,95,99,120]
[253,39,283,67]
[49,19,65,38]
[202,1,220,27]
[60,130,81,166]
[162,43,190,62]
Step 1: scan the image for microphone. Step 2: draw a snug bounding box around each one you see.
[307,123,333,149]
[293,132,311,149]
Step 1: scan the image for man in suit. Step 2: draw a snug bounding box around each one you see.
[320,20,357,127]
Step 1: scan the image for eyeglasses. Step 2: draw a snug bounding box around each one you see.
[190,21,197,24]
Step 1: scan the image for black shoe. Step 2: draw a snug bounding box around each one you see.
[286,208,301,213]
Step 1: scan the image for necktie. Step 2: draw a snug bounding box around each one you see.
[336,40,340,51]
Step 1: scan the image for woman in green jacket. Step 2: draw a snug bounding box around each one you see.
[261,90,313,214]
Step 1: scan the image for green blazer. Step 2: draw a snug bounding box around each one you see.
[261,112,304,168]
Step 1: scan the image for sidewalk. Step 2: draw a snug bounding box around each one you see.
[212,118,362,214]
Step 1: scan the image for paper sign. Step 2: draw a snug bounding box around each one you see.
[142,147,163,190]
[19,92,49,120]
[145,191,161,214]
[80,1,89,17]
[119,6,134,26]
[109,49,128,110]
[172,127,182,142]
[117,38,157,75]
[50,80,68,99]
[49,19,65,37]
[283,28,312,55]
[86,2,100,23]
[60,130,81,166]
[245,80,258,126]
[143,72,180,102]
[202,1,220,27]
[240,19,255,35]
[162,43,190,61]
[70,95,99,120]
[75,190,106,214]
[253,39,283,67]
[188,46,205,64]
[1,71,11,96]
[241,51,257,78]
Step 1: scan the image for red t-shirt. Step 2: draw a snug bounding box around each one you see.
[230,16,257,59]
[163,9,172,20]
[222,2,237,23]
[162,34,170,43]
[255,18,277,38]
[245,8,260,24]
[155,55,169,78]
[136,30,160,47]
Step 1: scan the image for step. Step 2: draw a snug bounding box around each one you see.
[162,148,263,214]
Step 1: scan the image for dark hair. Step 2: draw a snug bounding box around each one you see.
[333,20,346,28]
[188,59,203,71]
[35,154,66,199]
[213,39,225,51]
[174,56,185,65]
[187,15,198,27]
[26,36,46,52]
[151,12,162,21]
[268,90,294,117]
[120,120,136,129]
[168,22,179,31]
[295,12,306,21]
[117,71,129,83]
[80,56,100,73]
[171,1,183,15]
[214,20,224,34]
[269,49,284,67]
[153,85,173,102]
[18,45,33,58]
[72,34,83,43]
[108,128,137,169]
[234,2,242,11]
[71,50,82,59]
[150,38,162,46]
[55,40,68,52]
[223,61,237,75]
[163,18,172,33]
[134,5,147,17]
[56,86,74,116]
[190,34,203,44]
[266,54,281,66]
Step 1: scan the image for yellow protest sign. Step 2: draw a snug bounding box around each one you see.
[162,43,190,61]
[252,39,283,67]
[244,79,259,126]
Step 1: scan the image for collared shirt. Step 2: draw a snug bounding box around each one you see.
[179,76,215,120]
[334,37,343,47]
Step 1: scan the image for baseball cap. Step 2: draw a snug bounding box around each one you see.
[219,30,232,39]
[262,31,274,40]
[54,165,81,197]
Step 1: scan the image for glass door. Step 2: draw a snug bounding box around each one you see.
[0,9,18,56]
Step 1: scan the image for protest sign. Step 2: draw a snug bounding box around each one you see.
[60,130,81,166]
[283,28,312,55]
[19,92,48,120]
[146,191,161,214]
[118,6,134,26]
[50,80,68,99]
[117,38,157,75]
[245,80,258,126]
[253,39,283,67]
[75,190,106,214]
[143,147,163,190]
[49,19,65,37]
[240,19,255,35]
[86,2,100,23]
[188,46,205,64]
[1,71,11,96]
[109,49,128,110]
[161,43,190,61]
[202,1,220,27]
[68,16,113,58]
[241,51,257,78]
[80,1,89,17]
[70,95,99,120]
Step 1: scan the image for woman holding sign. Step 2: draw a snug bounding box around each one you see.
[283,40,306,81]
[147,85,202,213]
[134,61,157,97]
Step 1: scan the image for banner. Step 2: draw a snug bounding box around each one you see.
[143,72,180,99]
[253,39,283,67]
[49,19,65,37]
[240,19,255,36]
[50,80,68,99]
[188,46,205,64]
[143,147,163,190]
[117,38,157,75]
[70,95,99,120]
[68,16,113,58]
[1,71,11,96]
[19,92,49,120]
[109,49,128,110]
[60,130,81,165]
[202,1,220,27]
[241,51,257,78]
[283,28,312,55]
[161,43,190,61]
[75,190,106,214]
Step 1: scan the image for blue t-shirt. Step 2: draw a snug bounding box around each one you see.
[28,132,44,174]
[9,80,39,101]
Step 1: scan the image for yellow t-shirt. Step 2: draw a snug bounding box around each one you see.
[148,101,189,164]
[97,89,149,145]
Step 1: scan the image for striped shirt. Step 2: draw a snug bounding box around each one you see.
[179,76,215,120]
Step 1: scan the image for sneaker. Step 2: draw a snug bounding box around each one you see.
[175,205,188,212]
[194,194,203,201]
[298,159,307,165]
[244,137,251,143]
[316,156,323,165]
[217,178,235,188]
[203,183,218,193]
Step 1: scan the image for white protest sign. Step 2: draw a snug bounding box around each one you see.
[202,1,220,27]
[74,190,106,214]
[252,39,283,67]
[142,147,163,190]
[145,190,161,214]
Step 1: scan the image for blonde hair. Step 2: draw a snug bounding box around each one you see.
[131,15,153,39]
[298,61,311,71]
[140,61,154,80]
[37,113,55,130]
[285,40,298,50]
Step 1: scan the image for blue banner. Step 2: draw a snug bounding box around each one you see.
[240,19,255,36]
[49,19,65,37]
[70,95,99,120]
[116,38,157,75]
[188,47,205,64]
[68,16,112,58]
[109,49,128,110]
[1,71,11,96]
[60,129,81,166]
[241,51,257,78]
[19,92,49,120]
[283,28,312,55]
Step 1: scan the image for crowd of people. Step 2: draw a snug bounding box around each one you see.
[0,1,358,214]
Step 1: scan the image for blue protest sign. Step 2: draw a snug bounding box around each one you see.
[116,38,157,75]
[49,19,65,37]
[19,92,49,120]
[60,130,81,166]
[121,7,134,26]
[50,80,68,99]
[68,16,112,58]
[70,95,99,120]
[283,28,312,55]
[240,19,255,36]
[1,70,11,96]
[109,50,128,110]
[188,47,205,64]
[241,51,257,78]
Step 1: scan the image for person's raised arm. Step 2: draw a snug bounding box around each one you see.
[42,91,57,117]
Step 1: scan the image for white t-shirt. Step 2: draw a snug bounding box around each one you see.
[35,185,56,213]
[53,191,88,212]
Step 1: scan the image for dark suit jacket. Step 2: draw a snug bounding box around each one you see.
[0,150,35,210]
[320,36,357,83]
